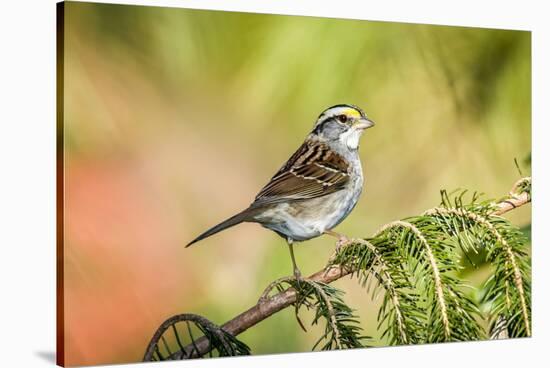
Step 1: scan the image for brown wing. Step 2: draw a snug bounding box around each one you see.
[252,139,350,206]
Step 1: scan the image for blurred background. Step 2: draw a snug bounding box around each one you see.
[61,2,531,365]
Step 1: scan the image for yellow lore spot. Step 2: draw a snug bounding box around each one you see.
[343,108,361,118]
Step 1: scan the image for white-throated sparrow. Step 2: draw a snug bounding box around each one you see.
[186,104,375,278]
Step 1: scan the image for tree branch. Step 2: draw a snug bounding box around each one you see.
[157,177,531,360]
[493,177,531,216]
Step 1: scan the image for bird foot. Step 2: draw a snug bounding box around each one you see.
[323,230,351,252]
[293,267,303,289]
[335,235,351,252]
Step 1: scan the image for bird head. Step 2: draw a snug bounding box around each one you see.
[311,104,375,150]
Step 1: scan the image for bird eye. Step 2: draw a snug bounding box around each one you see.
[337,115,348,123]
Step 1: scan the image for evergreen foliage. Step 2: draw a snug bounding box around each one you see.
[261,277,368,350]
[144,177,531,360]
[143,314,250,361]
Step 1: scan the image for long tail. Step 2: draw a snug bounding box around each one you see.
[185,208,255,247]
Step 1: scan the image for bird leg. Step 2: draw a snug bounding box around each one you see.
[286,240,302,280]
[324,230,351,252]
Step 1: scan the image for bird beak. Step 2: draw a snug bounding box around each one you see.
[353,118,375,130]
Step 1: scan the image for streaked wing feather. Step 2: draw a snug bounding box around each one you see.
[253,139,349,205]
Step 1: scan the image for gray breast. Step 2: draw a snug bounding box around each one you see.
[334,157,363,226]
[254,147,364,242]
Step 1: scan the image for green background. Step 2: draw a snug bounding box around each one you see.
[61,2,531,365]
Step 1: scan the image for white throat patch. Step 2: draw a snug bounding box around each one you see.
[339,127,363,150]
